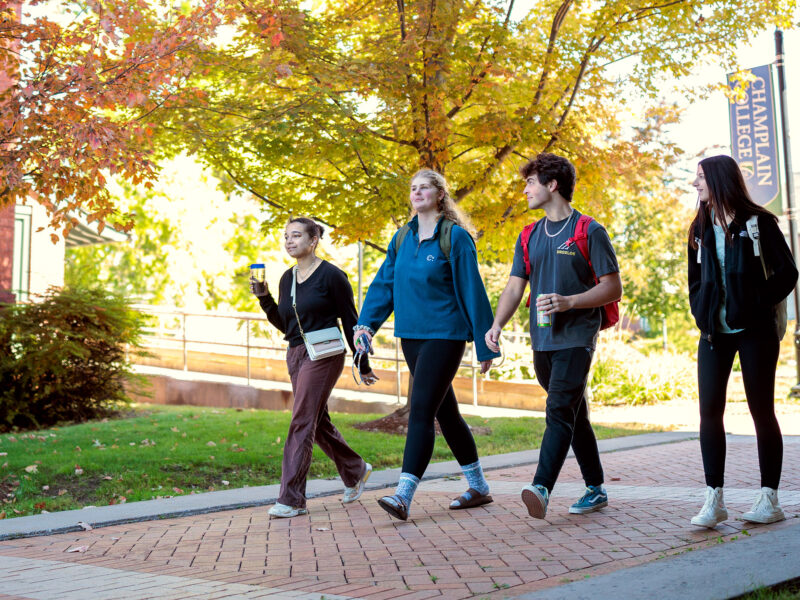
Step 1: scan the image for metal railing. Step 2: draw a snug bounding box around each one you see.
[132,305,531,406]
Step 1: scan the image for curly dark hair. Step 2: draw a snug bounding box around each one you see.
[519,152,576,202]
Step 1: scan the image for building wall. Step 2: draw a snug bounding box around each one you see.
[27,203,65,296]
[0,204,15,303]
[0,2,21,303]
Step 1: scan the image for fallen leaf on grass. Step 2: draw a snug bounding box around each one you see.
[77,521,93,531]
[206,441,217,447]
[67,546,88,553]
[24,465,38,473]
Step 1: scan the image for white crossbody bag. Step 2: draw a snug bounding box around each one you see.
[291,266,346,360]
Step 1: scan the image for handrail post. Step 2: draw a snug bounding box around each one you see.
[182,313,187,371]
[246,317,251,385]
[396,337,401,404]
[471,343,478,407]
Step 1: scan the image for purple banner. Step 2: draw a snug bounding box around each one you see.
[728,64,782,213]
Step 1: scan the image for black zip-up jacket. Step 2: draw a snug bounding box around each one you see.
[688,213,798,341]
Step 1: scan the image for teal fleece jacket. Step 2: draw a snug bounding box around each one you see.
[357,216,500,361]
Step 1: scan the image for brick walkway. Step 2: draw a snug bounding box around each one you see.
[1,436,798,599]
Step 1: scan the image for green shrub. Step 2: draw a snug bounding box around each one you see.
[0,287,148,432]
[589,340,697,406]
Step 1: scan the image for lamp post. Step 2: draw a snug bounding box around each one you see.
[774,30,800,395]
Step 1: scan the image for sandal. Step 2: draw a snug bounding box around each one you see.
[377,494,409,521]
[449,488,493,510]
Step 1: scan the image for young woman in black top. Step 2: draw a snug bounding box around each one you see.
[687,155,797,528]
[250,217,378,518]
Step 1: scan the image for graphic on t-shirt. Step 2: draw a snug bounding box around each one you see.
[556,239,576,256]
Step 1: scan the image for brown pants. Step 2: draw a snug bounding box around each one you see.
[278,344,366,508]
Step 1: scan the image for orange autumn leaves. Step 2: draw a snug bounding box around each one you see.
[0,0,284,240]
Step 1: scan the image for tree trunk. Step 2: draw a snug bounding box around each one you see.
[352,374,414,434]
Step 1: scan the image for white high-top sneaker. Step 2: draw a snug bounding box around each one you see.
[691,486,728,528]
[742,487,785,524]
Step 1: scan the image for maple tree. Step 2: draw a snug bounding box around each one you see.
[162,0,794,258]
[0,0,282,240]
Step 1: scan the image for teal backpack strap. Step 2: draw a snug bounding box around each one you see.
[395,223,411,254]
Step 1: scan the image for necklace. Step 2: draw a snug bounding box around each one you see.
[544,209,574,238]
[297,257,318,281]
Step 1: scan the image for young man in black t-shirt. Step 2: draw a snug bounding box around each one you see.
[485,153,622,519]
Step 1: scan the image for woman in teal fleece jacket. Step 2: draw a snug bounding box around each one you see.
[354,168,500,521]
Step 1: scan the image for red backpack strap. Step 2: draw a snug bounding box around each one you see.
[521,221,537,275]
[571,215,597,283]
[520,221,537,307]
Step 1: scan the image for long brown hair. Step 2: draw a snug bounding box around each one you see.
[410,169,476,236]
[688,155,777,249]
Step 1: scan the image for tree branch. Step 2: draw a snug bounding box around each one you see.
[446,0,515,120]
[531,0,574,109]
[213,150,388,253]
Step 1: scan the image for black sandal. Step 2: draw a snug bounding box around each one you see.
[449,488,493,510]
[377,494,409,521]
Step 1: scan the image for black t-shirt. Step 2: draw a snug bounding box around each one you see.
[258,260,370,372]
[510,210,619,351]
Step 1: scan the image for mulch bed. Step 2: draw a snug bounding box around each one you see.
[352,411,491,436]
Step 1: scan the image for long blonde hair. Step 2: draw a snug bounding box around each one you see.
[410,169,476,236]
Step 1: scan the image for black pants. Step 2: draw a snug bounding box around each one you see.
[698,328,783,489]
[401,338,479,478]
[532,346,604,492]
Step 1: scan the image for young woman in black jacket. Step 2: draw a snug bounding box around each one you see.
[687,155,797,528]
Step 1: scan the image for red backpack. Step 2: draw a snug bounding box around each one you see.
[521,214,619,330]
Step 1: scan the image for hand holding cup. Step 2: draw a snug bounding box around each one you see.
[249,263,269,297]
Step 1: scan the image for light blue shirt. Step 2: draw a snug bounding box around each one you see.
[712,221,744,334]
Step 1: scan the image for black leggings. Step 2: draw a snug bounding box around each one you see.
[401,338,479,477]
[698,328,783,489]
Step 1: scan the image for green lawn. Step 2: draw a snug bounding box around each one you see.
[741,579,800,600]
[0,404,659,519]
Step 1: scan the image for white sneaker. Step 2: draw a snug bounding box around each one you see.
[691,486,728,528]
[343,463,372,504]
[742,487,785,524]
[268,503,308,518]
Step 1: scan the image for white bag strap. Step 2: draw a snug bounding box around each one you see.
[290,267,306,337]
[745,216,769,279]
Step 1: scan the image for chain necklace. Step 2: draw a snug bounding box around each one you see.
[297,257,318,281]
[544,209,574,238]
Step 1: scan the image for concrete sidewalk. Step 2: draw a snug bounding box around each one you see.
[1,433,799,599]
